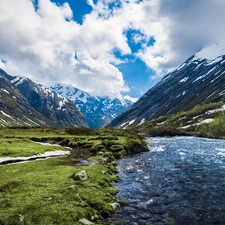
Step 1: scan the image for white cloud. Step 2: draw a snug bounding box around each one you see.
[0,0,225,97]
[0,0,129,96]
[0,60,6,71]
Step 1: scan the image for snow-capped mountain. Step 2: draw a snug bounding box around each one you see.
[0,68,88,128]
[107,40,225,128]
[50,84,134,129]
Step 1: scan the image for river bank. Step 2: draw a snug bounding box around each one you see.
[0,127,148,225]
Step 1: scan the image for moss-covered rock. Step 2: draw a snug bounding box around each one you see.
[90,144,107,153]
[73,170,88,181]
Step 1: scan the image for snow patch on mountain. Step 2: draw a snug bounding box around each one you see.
[192,40,225,62]
[1,88,10,94]
[11,76,28,86]
[123,95,138,103]
[0,110,14,120]
[179,77,188,83]
[57,97,68,110]
[50,84,134,129]
[107,40,225,128]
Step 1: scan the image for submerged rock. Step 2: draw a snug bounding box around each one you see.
[111,202,120,211]
[127,144,149,155]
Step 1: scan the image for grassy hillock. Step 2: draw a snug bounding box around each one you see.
[0,127,147,225]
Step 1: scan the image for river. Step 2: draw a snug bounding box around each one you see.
[110,136,225,225]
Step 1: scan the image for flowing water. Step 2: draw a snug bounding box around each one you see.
[110,136,225,225]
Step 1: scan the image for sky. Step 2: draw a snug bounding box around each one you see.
[0,0,225,100]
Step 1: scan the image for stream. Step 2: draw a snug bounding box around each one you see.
[110,136,225,225]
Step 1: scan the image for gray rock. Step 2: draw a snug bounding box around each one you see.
[91,214,99,221]
[73,170,88,181]
[111,202,120,211]
[67,185,79,191]
[79,218,94,225]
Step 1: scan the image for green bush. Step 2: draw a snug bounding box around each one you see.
[90,144,107,153]
[114,150,127,159]
[101,140,117,149]
[109,145,124,152]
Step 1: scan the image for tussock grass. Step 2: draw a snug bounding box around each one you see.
[0,127,147,225]
[0,138,68,157]
[0,158,119,225]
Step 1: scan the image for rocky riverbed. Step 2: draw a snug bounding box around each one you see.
[110,136,225,225]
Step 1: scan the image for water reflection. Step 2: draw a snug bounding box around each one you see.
[110,137,225,225]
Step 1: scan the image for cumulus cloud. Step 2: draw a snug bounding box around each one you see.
[0,0,129,97]
[0,0,225,97]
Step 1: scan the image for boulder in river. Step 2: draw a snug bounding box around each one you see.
[127,144,149,155]
[111,202,120,211]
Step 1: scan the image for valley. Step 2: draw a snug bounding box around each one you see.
[1,36,225,225]
[1,1,225,225]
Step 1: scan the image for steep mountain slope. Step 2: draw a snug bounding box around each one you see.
[107,41,225,128]
[51,84,134,129]
[0,69,58,127]
[0,69,88,128]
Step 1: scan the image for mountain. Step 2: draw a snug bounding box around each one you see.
[107,41,225,128]
[0,69,88,128]
[0,69,57,127]
[50,84,134,129]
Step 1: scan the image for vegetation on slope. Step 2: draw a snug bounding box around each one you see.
[137,101,225,139]
[0,127,147,225]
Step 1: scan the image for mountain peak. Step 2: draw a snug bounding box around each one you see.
[0,69,88,128]
[107,41,225,128]
[51,84,134,129]
[192,40,225,61]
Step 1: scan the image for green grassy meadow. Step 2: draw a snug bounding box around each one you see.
[0,127,146,225]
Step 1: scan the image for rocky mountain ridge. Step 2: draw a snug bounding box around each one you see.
[107,41,225,128]
[0,69,88,127]
[50,84,134,129]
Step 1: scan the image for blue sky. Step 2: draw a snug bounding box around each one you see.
[0,0,225,100]
[54,0,159,97]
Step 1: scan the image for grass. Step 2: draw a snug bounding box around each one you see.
[0,138,68,157]
[0,127,147,225]
[0,158,119,225]
[0,127,147,160]
[137,101,225,137]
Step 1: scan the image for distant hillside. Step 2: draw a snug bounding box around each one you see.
[0,69,88,128]
[137,101,225,138]
[51,84,134,129]
[107,41,225,128]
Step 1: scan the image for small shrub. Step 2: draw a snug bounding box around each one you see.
[114,150,127,159]
[65,128,93,135]
[68,141,78,147]
[101,140,117,149]
[90,144,106,153]
[109,145,124,152]
[59,138,70,146]
[100,204,114,218]
[0,181,21,192]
